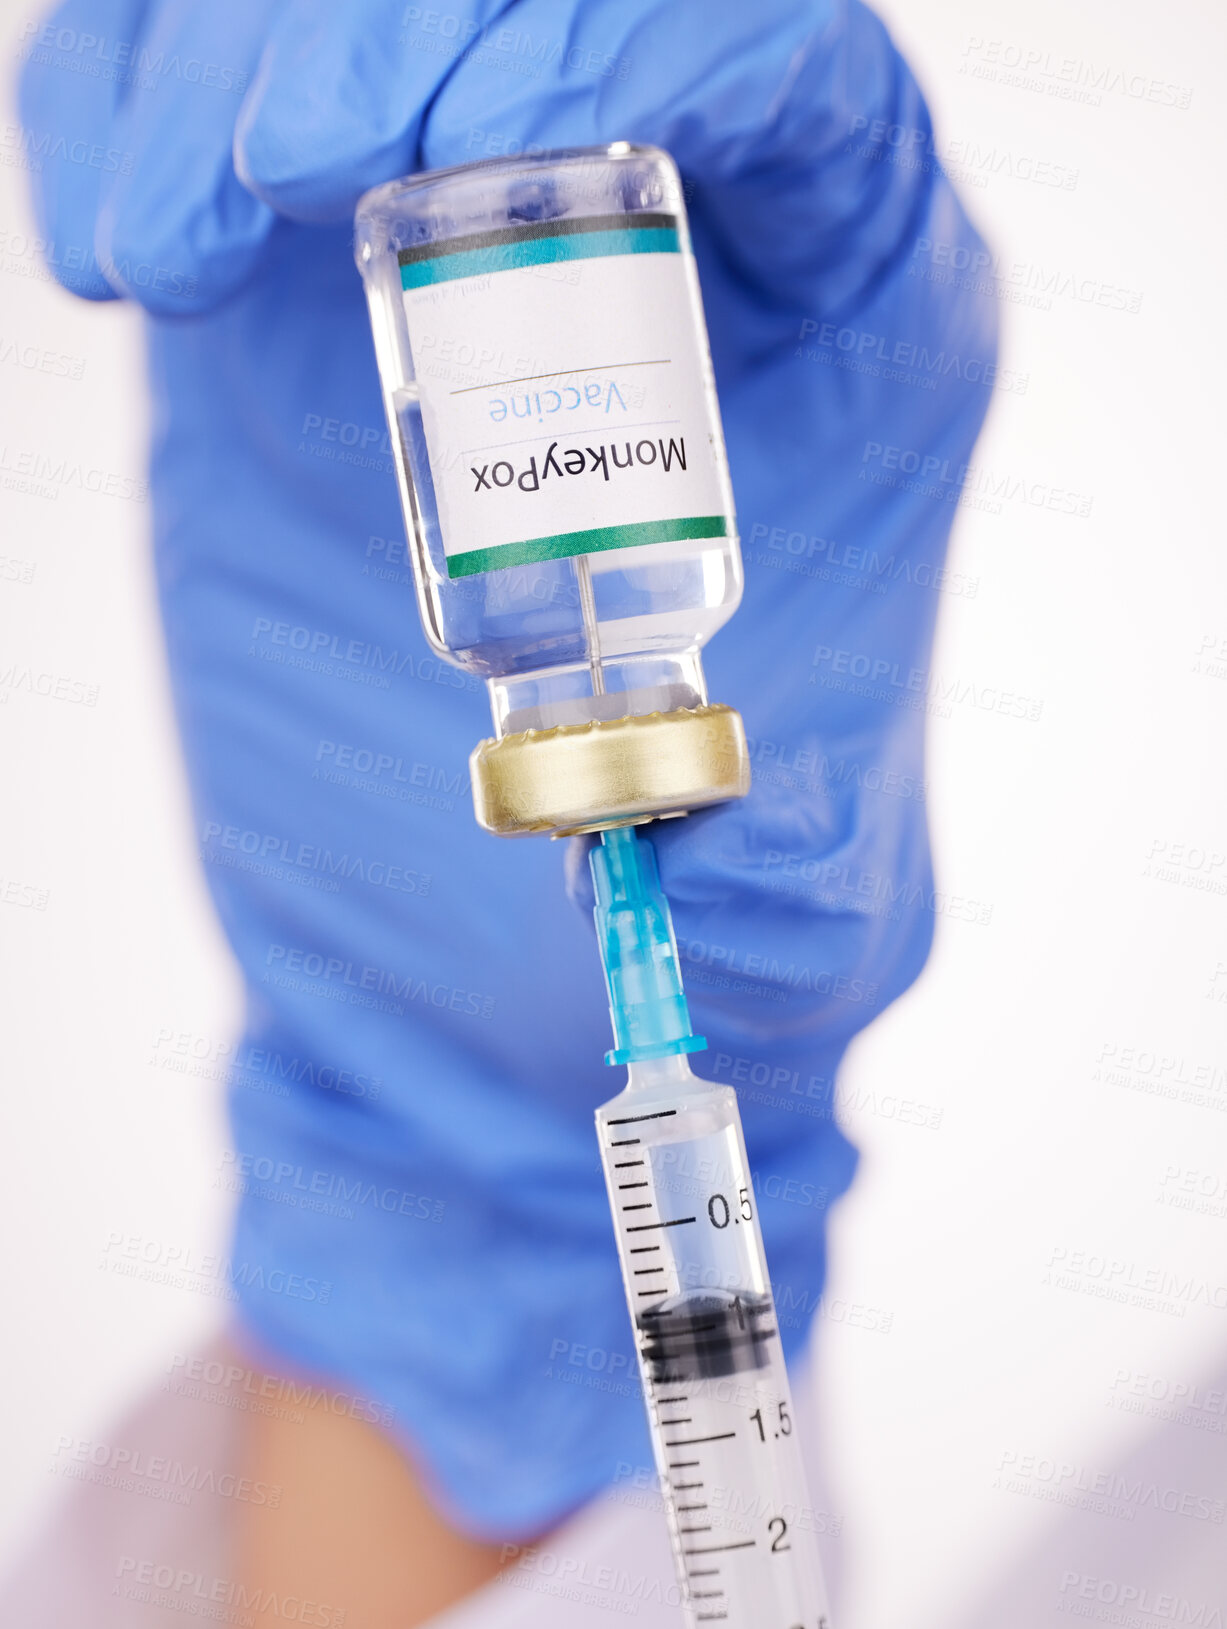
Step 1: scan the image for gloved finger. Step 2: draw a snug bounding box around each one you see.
[234,0,519,223]
[18,0,152,300]
[95,0,283,315]
[562,174,996,1053]
[421,0,933,315]
[567,788,927,1059]
[237,0,937,316]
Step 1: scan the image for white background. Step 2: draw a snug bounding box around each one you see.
[1,0,1224,1623]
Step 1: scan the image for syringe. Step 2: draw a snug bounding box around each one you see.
[590,825,833,1629]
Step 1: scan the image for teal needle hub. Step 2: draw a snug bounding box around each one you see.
[589,825,707,1067]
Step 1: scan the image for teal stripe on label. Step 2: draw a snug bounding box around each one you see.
[402,228,680,289]
[447,515,728,578]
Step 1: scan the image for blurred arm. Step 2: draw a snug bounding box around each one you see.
[235,1362,513,1629]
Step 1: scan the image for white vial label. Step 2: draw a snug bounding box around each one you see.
[400,214,731,578]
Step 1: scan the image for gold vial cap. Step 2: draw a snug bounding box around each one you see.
[469,703,751,837]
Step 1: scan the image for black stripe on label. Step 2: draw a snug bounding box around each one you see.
[397,212,679,266]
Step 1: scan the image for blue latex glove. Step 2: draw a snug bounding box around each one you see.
[22,0,996,1537]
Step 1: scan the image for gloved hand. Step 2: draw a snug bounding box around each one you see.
[22,0,996,1538]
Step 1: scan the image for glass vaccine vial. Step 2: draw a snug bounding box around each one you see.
[354,144,749,835]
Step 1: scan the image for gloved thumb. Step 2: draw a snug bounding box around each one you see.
[96,0,280,314]
[234,0,518,223]
[18,0,149,301]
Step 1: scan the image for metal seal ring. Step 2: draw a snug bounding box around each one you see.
[469,703,751,837]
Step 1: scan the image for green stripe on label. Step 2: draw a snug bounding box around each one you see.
[402,227,680,289]
[447,515,729,578]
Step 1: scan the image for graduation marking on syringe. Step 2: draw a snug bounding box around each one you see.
[606,1109,679,1126]
[625,1216,696,1232]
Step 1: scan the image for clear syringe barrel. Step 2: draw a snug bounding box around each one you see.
[590,828,832,1629]
[598,1056,831,1629]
